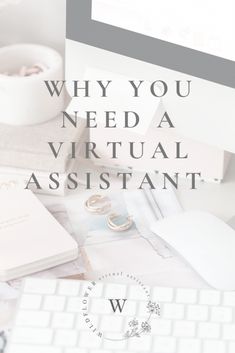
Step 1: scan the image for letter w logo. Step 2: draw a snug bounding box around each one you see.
[108,299,127,313]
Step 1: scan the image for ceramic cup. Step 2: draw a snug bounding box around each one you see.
[0,44,65,125]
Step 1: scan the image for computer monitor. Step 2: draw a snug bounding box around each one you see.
[66,0,235,153]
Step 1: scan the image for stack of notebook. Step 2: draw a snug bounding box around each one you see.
[0,115,87,195]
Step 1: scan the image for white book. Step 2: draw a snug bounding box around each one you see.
[0,190,78,281]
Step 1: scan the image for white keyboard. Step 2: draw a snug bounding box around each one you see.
[6,278,235,353]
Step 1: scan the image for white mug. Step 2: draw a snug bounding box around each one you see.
[0,44,65,126]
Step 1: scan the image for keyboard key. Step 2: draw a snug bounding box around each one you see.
[79,332,102,349]
[89,351,110,353]
[24,279,56,294]
[151,319,172,335]
[204,340,226,353]
[54,329,78,347]
[163,303,184,320]
[173,321,195,337]
[154,337,176,353]
[103,337,127,350]
[223,292,235,306]
[20,294,42,310]
[76,314,98,330]
[44,296,65,312]
[119,300,137,316]
[91,299,112,314]
[87,283,103,297]
[52,313,75,329]
[58,280,80,296]
[199,290,221,305]
[129,284,149,300]
[198,322,220,339]
[187,305,208,321]
[67,298,83,313]
[229,342,235,353]
[176,289,197,304]
[16,310,50,328]
[90,351,111,353]
[128,335,151,351]
[178,338,201,353]
[105,283,127,298]
[65,350,88,353]
[9,344,61,353]
[153,287,174,302]
[223,324,235,340]
[100,315,123,332]
[211,306,232,323]
[139,301,151,317]
[12,327,53,345]
[66,350,88,353]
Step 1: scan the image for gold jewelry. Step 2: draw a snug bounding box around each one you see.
[85,194,111,214]
[107,213,133,232]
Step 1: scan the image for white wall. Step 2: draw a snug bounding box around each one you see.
[0,0,66,55]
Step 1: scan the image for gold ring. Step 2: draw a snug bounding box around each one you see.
[107,213,133,232]
[85,194,111,214]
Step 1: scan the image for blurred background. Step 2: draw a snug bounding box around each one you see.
[0,0,66,55]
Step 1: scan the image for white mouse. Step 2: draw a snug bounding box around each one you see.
[151,210,235,290]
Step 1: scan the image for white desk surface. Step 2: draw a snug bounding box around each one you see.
[1,156,234,330]
[39,155,235,223]
[37,154,235,286]
[176,154,235,222]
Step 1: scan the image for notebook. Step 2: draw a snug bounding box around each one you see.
[0,190,78,281]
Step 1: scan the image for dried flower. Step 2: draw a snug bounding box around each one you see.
[129,319,139,328]
[147,301,161,315]
[141,321,151,333]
